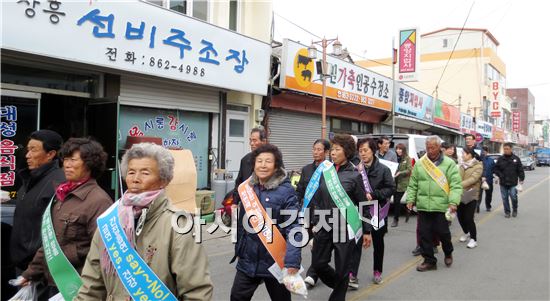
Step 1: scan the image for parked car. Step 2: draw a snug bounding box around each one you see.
[536,153,550,166]
[520,156,536,170]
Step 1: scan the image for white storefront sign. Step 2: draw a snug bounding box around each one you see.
[1,0,271,95]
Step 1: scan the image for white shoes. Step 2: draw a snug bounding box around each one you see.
[459,233,470,242]
[304,276,316,289]
[467,239,478,248]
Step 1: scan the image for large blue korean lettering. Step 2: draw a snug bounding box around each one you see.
[163,29,192,59]
[226,49,249,73]
[77,9,115,38]
[198,39,220,65]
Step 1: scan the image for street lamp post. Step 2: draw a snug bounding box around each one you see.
[308,38,342,139]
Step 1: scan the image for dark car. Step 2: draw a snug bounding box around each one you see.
[520,156,536,171]
[486,153,501,164]
[536,153,550,166]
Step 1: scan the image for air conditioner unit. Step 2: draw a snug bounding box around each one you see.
[255,109,265,122]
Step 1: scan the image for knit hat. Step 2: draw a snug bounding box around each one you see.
[30,130,63,152]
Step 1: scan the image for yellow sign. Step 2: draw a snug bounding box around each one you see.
[292,48,314,88]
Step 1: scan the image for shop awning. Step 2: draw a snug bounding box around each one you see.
[393,115,463,135]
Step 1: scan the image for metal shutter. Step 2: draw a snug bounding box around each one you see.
[119,75,220,113]
[268,109,321,172]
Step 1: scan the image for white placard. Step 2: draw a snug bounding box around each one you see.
[379,158,399,177]
[1,0,271,96]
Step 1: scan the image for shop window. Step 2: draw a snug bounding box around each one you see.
[229,119,245,137]
[351,122,359,132]
[332,118,341,129]
[229,0,238,30]
[193,0,208,21]
[170,0,187,13]
[147,0,165,7]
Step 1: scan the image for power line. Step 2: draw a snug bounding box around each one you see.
[433,1,476,96]
[273,11,391,67]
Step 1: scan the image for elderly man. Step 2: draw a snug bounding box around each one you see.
[406,136,462,272]
[233,128,267,206]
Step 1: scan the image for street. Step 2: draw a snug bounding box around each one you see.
[201,167,550,300]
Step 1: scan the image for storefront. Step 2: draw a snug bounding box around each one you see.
[1,1,271,195]
[490,127,505,153]
[476,120,493,151]
[430,99,462,143]
[270,39,392,171]
[391,83,434,134]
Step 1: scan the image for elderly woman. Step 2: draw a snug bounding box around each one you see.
[310,134,369,301]
[19,138,112,301]
[349,138,395,287]
[76,143,213,301]
[458,147,483,249]
[230,143,301,301]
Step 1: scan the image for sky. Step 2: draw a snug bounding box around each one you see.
[272,0,550,119]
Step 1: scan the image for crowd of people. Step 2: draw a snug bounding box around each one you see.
[3,127,526,301]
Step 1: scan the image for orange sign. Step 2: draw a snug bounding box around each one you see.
[280,39,393,112]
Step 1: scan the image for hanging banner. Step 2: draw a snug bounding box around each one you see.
[394,83,433,122]
[279,39,393,112]
[433,99,460,129]
[490,81,502,118]
[491,127,505,143]
[397,28,419,82]
[512,111,521,133]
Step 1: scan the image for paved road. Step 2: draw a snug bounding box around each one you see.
[201,166,550,300]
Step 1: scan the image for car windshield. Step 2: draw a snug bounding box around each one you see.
[537,154,550,158]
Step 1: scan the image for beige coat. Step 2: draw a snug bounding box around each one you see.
[75,194,213,301]
[459,160,483,204]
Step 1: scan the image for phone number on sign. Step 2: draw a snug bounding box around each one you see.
[337,90,374,105]
[146,57,205,76]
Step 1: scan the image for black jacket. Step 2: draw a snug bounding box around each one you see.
[494,154,525,187]
[295,161,319,206]
[10,160,65,270]
[312,161,371,234]
[233,152,254,205]
[362,157,396,204]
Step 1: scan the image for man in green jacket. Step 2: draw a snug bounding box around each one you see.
[406,136,462,272]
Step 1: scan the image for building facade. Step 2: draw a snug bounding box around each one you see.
[1,0,272,197]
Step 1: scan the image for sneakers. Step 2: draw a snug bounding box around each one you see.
[512,211,518,217]
[391,220,398,227]
[467,239,478,249]
[417,262,437,272]
[433,246,439,254]
[411,246,422,256]
[459,233,470,242]
[373,271,383,284]
[348,273,359,290]
[304,276,316,289]
[505,212,511,218]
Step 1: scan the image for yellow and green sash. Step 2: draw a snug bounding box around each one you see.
[419,154,450,195]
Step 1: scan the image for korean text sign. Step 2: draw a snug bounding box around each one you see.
[433,99,460,129]
[394,83,433,121]
[2,0,271,95]
[397,28,419,82]
[279,39,393,112]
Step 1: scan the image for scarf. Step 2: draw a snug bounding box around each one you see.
[461,158,477,170]
[55,177,90,201]
[101,189,164,274]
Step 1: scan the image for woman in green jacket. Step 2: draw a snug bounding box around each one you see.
[391,143,412,227]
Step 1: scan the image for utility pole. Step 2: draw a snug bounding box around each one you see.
[391,37,396,134]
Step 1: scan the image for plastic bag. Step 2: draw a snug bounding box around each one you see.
[282,268,308,298]
[445,208,456,222]
[516,183,523,193]
[481,180,490,190]
[8,282,37,301]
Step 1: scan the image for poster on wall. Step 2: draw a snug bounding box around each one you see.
[118,106,209,188]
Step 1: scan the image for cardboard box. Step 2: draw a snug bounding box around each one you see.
[165,149,197,212]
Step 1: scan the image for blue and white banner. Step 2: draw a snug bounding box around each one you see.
[97,202,177,301]
[301,161,331,214]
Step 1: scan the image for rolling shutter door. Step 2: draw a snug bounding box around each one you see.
[268,109,321,172]
[119,75,219,113]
